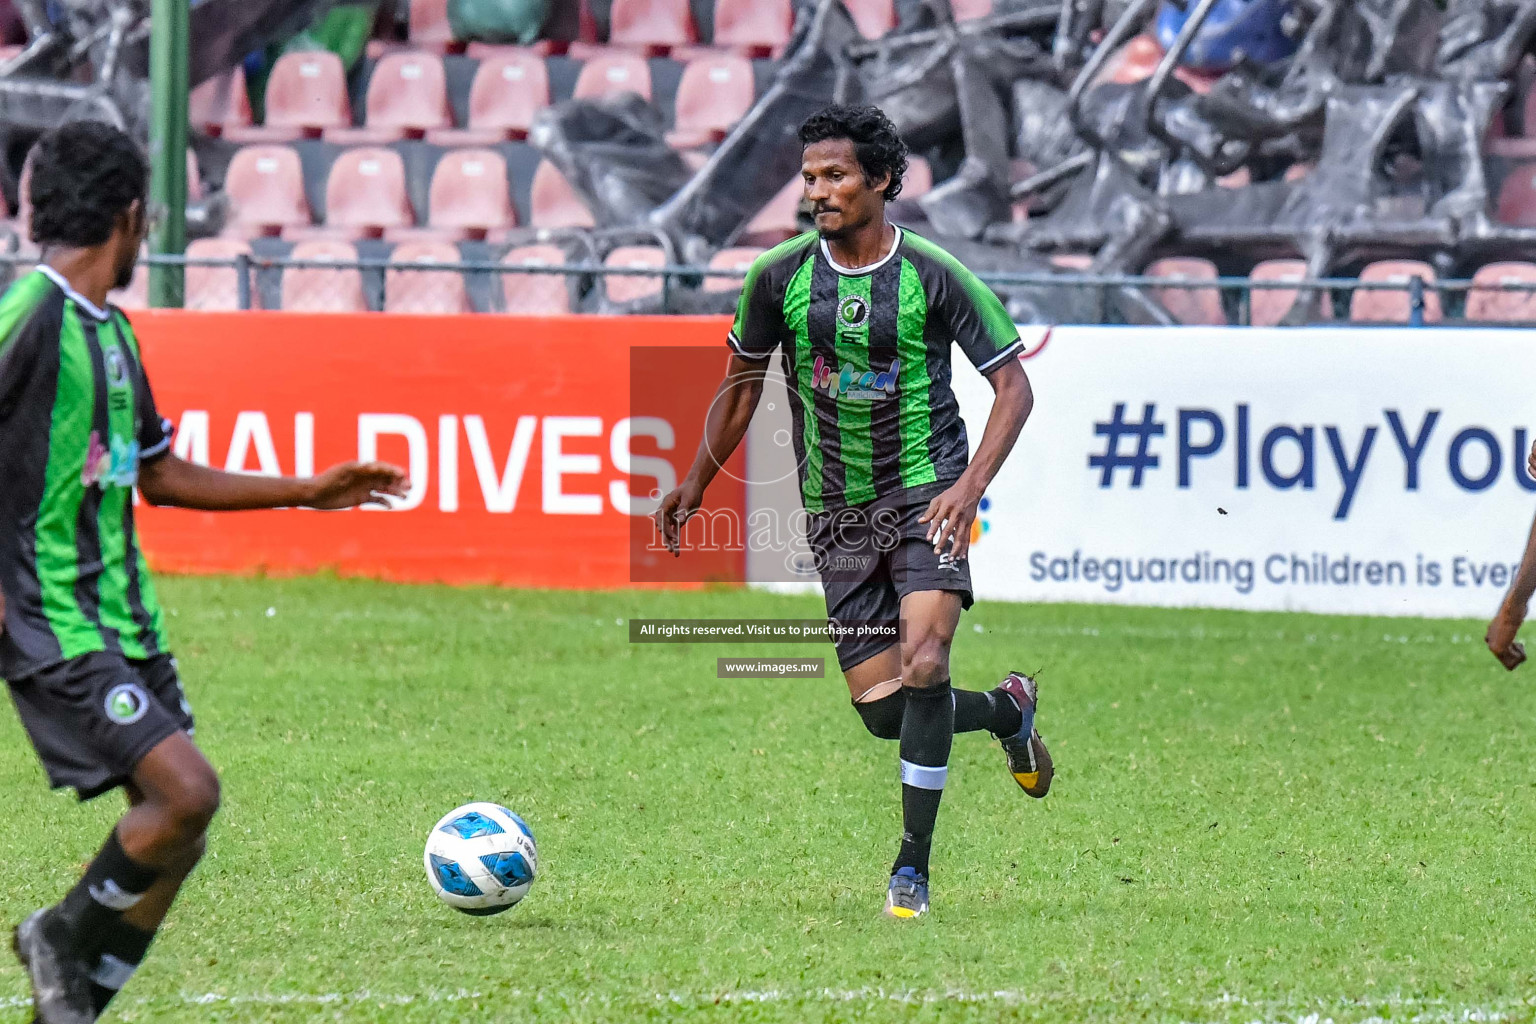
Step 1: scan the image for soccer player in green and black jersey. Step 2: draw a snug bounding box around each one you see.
[656,105,1053,919]
[0,122,408,1023]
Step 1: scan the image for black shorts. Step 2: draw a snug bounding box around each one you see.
[807,496,974,673]
[6,651,195,800]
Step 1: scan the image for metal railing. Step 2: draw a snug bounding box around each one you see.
[13,251,1534,323]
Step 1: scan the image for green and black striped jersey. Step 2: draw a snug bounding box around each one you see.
[728,227,1022,512]
[0,268,172,680]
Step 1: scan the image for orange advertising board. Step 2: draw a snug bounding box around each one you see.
[129,312,745,589]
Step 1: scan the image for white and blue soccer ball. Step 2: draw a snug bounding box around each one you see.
[423,802,538,916]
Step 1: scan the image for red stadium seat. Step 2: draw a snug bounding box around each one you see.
[1176,67,1220,94]
[572,52,653,100]
[529,160,595,228]
[666,54,754,148]
[712,0,792,54]
[603,245,667,304]
[1097,34,1163,86]
[189,66,252,137]
[427,51,549,144]
[609,0,696,51]
[903,156,934,199]
[703,246,764,292]
[387,241,472,313]
[1520,83,1536,140]
[330,52,450,142]
[741,176,802,245]
[226,51,350,142]
[410,0,455,51]
[321,147,415,238]
[501,244,573,314]
[1248,259,1332,326]
[951,0,992,20]
[224,145,312,236]
[1466,262,1536,322]
[282,240,368,311]
[426,148,515,239]
[13,154,31,238]
[1216,167,1251,189]
[184,238,255,310]
[186,148,205,202]
[1145,257,1226,325]
[1497,163,1536,225]
[1050,253,1094,270]
[843,0,894,38]
[1486,136,1536,158]
[1350,260,1442,323]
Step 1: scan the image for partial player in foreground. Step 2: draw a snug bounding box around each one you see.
[655,105,1051,919]
[0,121,409,1024]
[1487,441,1536,669]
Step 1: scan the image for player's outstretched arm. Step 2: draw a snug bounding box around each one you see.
[137,454,410,512]
[653,353,768,555]
[921,357,1033,561]
[1487,479,1536,670]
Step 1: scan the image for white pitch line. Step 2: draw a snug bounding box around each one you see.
[1,989,1528,1021]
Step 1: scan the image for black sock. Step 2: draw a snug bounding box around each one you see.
[953,687,1024,737]
[853,689,904,740]
[895,682,953,878]
[88,919,156,1013]
[53,829,157,959]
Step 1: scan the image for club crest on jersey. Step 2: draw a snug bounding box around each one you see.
[103,344,128,388]
[81,430,140,489]
[837,295,869,329]
[810,355,900,400]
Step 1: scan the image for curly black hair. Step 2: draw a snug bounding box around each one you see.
[798,104,908,202]
[29,120,148,248]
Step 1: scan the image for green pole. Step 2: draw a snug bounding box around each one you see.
[147,0,188,307]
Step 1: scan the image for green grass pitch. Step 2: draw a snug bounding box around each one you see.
[3,576,1536,1023]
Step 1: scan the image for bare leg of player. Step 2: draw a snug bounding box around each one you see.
[15,733,219,1023]
[94,734,219,1014]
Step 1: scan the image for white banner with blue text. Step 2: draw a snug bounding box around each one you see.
[948,326,1535,618]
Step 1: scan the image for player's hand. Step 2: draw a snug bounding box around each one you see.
[653,479,704,556]
[303,461,411,510]
[919,481,983,562]
[1486,601,1528,671]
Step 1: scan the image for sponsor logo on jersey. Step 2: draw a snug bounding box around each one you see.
[81,430,141,489]
[837,295,869,329]
[104,682,149,725]
[810,356,900,400]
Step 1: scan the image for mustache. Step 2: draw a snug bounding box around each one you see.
[814,204,839,215]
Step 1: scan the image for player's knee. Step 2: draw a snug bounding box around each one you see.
[853,690,904,739]
[902,641,951,690]
[163,769,221,840]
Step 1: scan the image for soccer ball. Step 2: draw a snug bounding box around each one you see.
[423,802,538,916]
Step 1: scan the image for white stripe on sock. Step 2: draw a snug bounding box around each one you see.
[88,879,144,911]
[90,953,137,990]
[899,760,948,790]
